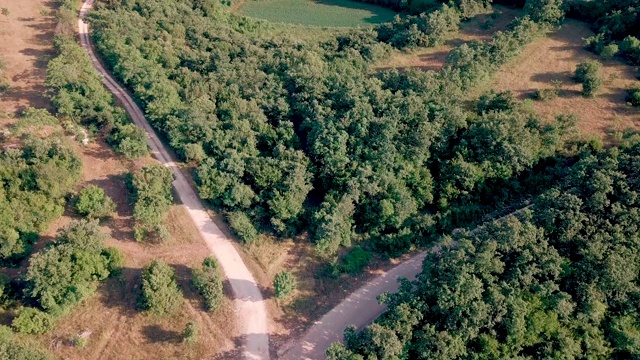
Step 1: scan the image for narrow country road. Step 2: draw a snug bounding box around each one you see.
[280,251,427,359]
[78,1,270,359]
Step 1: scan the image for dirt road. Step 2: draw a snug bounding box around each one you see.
[280,251,427,359]
[78,1,270,358]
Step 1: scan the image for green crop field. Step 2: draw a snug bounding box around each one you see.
[237,0,397,27]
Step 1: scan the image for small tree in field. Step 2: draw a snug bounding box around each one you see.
[139,260,183,316]
[74,185,115,219]
[574,60,603,97]
[1,8,9,18]
[192,257,224,312]
[273,271,296,299]
[183,322,198,344]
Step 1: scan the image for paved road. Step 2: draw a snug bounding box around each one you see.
[280,251,427,359]
[78,2,270,358]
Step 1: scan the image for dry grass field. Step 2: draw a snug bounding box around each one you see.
[485,19,640,139]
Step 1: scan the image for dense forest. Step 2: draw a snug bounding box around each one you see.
[87,0,566,259]
[330,138,640,359]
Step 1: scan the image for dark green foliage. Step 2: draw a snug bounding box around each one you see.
[89,0,557,258]
[0,325,51,360]
[74,185,115,219]
[0,139,81,261]
[192,257,224,312]
[620,36,640,65]
[626,87,640,106]
[227,211,258,243]
[140,260,183,316]
[338,247,371,275]
[524,0,564,25]
[337,141,640,359]
[129,165,174,241]
[273,271,296,299]
[476,90,518,114]
[11,308,55,335]
[574,60,603,97]
[25,220,111,315]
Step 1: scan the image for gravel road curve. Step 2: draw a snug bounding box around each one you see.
[78,2,270,358]
[280,251,427,359]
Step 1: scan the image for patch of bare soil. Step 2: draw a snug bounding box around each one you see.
[486,19,640,139]
[377,5,523,71]
[0,0,57,121]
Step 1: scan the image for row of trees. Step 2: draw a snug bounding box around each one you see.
[329,138,640,359]
[87,0,570,259]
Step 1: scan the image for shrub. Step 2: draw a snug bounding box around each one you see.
[0,325,51,360]
[139,260,183,316]
[192,257,224,312]
[108,123,148,159]
[71,335,88,348]
[129,165,174,242]
[339,247,371,275]
[476,91,518,114]
[26,220,111,314]
[626,88,640,107]
[524,0,564,25]
[533,87,558,101]
[227,211,258,243]
[183,322,198,344]
[619,36,640,65]
[101,247,125,275]
[74,185,115,219]
[273,271,296,299]
[601,43,619,60]
[12,308,55,335]
[574,60,602,83]
[582,75,603,97]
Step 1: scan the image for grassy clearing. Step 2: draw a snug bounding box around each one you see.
[237,0,397,27]
[485,19,640,141]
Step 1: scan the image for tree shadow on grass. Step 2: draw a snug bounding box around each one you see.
[141,324,182,344]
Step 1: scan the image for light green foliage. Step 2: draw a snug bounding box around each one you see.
[183,322,198,344]
[273,271,296,299]
[102,246,125,275]
[0,139,81,261]
[238,0,396,27]
[74,185,115,219]
[11,308,55,335]
[0,325,51,360]
[192,257,224,312]
[26,220,111,315]
[227,211,258,243]
[140,260,183,316]
[129,165,174,241]
[601,43,619,59]
[47,35,147,159]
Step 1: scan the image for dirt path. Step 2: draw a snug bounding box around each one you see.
[78,1,269,359]
[279,251,426,359]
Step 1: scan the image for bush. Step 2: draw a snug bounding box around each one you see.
[183,322,198,344]
[574,60,602,83]
[619,36,640,65]
[626,88,640,107]
[601,43,619,60]
[192,257,224,312]
[339,247,371,275]
[12,308,55,335]
[139,260,183,316]
[476,91,518,114]
[273,271,296,299]
[108,123,148,159]
[582,75,603,97]
[129,165,174,242]
[74,185,115,219]
[101,246,125,275]
[533,87,558,101]
[227,211,258,243]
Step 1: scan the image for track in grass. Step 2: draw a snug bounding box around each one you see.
[237,0,397,27]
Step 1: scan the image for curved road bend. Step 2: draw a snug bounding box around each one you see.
[78,1,270,359]
[281,251,427,360]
